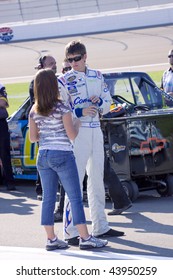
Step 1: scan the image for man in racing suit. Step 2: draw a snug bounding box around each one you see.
[29,55,57,200]
[58,40,124,245]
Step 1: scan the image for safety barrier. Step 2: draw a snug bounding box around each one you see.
[0,1,173,43]
[0,0,172,24]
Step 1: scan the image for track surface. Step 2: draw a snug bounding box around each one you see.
[1,25,173,83]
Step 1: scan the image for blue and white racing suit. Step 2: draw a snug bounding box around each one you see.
[58,67,112,239]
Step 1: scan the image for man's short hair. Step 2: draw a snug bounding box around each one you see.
[65,40,86,57]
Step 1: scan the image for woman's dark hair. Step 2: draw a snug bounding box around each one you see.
[34,69,60,116]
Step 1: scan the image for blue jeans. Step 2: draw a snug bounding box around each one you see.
[37,149,86,226]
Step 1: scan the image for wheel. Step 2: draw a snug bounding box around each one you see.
[157,174,173,196]
[121,180,139,202]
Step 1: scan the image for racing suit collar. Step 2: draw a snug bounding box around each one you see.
[73,66,88,75]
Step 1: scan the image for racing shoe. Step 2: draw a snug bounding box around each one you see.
[94,228,124,238]
[6,184,16,191]
[46,237,68,251]
[6,182,16,191]
[108,203,132,216]
[79,235,108,250]
[37,194,42,201]
[65,236,80,246]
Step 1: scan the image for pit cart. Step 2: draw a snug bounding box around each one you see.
[102,72,173,201]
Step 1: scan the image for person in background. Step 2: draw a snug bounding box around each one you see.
[59,40,125,246]
[53,181,65,223]
[29,55,57,200]
[62,58,72,74]
[29,68,108,250]
[53,58,72,223]
[29,55,57,105]
[161,49,173,106]
[104,152,132,215]
[0,83,16,191]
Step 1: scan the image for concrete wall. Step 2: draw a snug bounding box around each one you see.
[1,0,173,24]
[0,3,173,43]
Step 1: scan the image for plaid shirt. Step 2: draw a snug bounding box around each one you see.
[161,68,173,93]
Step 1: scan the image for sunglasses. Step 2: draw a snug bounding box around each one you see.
[63,67,72,72]
[168,55,173,58]
[67,55,83,63]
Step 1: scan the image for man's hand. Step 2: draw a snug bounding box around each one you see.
[168,92,173,97]
[90,95,100,104]
[82,105,98,117]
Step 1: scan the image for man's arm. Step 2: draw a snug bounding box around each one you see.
[0,84,9,108]
[29,80,35,105]
[97,72,112,115]
[58,77,72,105]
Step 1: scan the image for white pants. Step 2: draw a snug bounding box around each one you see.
[63,126,110,239]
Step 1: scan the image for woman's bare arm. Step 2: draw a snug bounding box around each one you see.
[63,112,81,140]
[29,115,39,143]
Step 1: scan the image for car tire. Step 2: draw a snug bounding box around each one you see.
[122,180,139,202]
[157,174,173,196]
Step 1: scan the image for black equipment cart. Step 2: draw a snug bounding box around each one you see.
[102,72,173,201]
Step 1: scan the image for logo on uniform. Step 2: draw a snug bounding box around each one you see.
[0,27,13,42]
[112,143,126,153]
[67,86,78,94]
[67,75,76,82]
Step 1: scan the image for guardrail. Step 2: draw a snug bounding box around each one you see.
[0,0,172,24]
[0,2,173,43]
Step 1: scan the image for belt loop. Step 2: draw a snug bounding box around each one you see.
[81,121,100,128]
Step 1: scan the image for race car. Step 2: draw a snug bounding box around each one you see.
[8,71,173,199]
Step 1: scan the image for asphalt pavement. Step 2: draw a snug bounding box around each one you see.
[1,25,173,83]
[0,179,173,260]
[1,21,173,280]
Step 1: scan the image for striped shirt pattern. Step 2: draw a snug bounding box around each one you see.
[30,101,73,151]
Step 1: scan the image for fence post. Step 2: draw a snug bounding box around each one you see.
[135,0,140,8]
[95,0,100,13]
[55,0,61,17]
[18,0,24,21]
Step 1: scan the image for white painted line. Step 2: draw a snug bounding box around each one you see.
[1,62,169,84]
[0,246,172,260]
[101,63,168,72]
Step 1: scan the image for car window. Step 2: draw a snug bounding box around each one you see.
[115,78,134,103]
[106,78,134,104]
[9,98,31,121]
[131,77,145,105]
[105,74,164,109]
[132,76,163,109]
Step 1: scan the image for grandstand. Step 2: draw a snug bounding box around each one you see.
[0,0,172,24]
